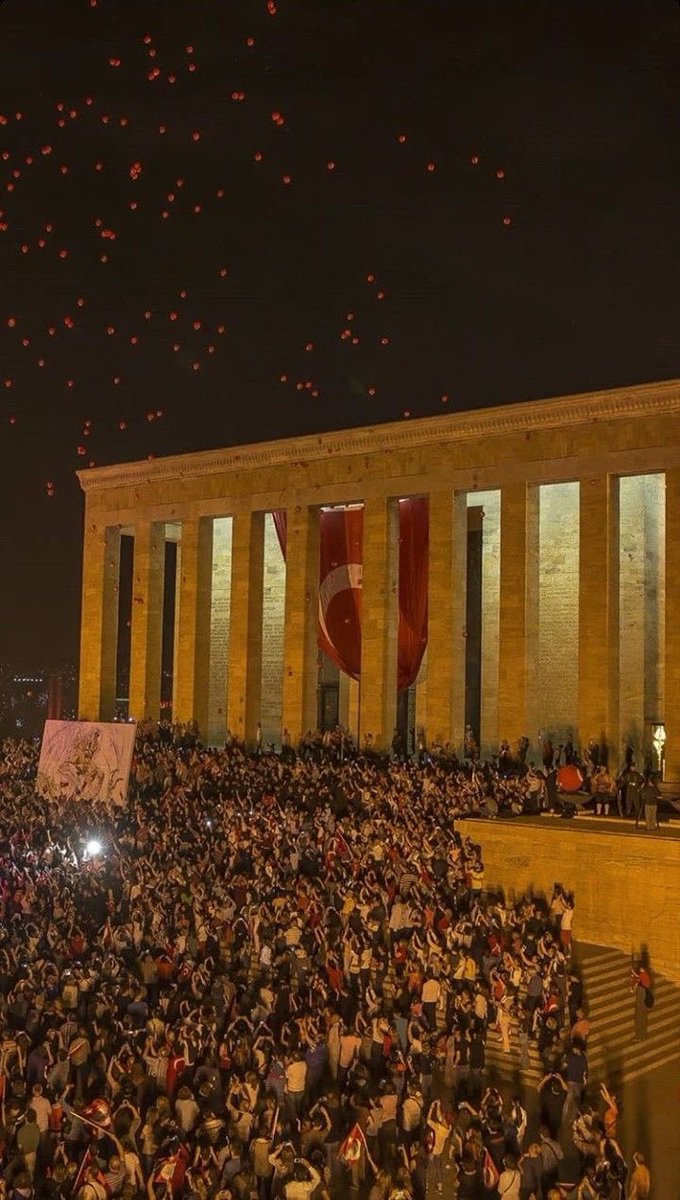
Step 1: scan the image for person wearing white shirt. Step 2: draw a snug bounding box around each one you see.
[422,976,441,1030]
[284,1054,307,1116]
[497,1153,522,1199]
[29,1084,52,1133]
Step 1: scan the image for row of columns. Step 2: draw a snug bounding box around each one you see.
[79,472,680,780]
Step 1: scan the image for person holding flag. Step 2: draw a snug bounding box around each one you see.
[339,1120,378,1194]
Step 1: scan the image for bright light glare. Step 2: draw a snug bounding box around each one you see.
[86,839,102,857]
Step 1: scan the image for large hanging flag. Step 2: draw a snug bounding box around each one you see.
[273,498,428,691]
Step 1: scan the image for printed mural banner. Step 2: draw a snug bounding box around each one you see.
[37,720,136,808]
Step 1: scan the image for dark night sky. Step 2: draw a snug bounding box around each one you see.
[0,0,678,669]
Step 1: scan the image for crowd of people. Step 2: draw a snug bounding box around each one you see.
[0,726,653,1200]
[280,724,661,829]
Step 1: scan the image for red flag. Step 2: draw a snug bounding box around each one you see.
[339,1122,365,1165]
[482,1148,500,1189]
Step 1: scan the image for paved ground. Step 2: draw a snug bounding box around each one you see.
[416,940,680,1195]
[478,942,680,1197]
[467,809,680,839]
[484,943,680,1090]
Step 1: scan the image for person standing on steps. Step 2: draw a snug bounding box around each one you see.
[630,959,653,1040]
[627,1150,651,1198]
[640,771,660,831]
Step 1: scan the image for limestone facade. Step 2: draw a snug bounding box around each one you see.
[78,378,680,780]
[476,819,680,983]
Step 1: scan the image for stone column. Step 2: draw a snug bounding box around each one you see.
[338,674,360,743]
[282,504,320,744]
[359,497,399,751]
[227,511,265,747]
[78,519,121,721]
[578,475,620,763]
[415,650,428,740]
[174,517,213,736]
[498,483,539,745]
[426,490,468,751]
[664,470,680,785]
[129,521,165,721]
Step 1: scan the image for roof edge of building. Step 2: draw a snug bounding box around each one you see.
[77,376,680,493]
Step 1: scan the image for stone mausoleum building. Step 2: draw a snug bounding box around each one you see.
[78,378,680,786]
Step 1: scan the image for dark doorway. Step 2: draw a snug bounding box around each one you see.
[319,683,339,731]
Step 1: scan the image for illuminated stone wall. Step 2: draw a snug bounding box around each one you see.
[78,380,680,777]
[469,490,500,758]
[476,817,680,982]
[535,482,580,748]
[619,474,665,763]
[260,512,285,747]
[207,517,232,745]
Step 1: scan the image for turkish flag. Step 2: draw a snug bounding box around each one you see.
[273,498,428,690]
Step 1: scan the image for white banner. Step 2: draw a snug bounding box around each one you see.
[37,720,136,807]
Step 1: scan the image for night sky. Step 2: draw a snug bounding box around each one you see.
[0,0,678,670]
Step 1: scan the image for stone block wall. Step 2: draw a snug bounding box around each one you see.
[619,475,665,763]
[260,512,285,747]
[207,517,232,745]
[535,482,580,749]
[472,819,680,983]
[469,490,500,758]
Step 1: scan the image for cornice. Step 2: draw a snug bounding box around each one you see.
[78,378,680,493]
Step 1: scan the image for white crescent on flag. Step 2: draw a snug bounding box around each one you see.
[318,562,362,647]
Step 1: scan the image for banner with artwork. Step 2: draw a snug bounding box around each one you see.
[37,720,136,808]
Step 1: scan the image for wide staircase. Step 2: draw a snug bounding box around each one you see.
[485,944,680,1088]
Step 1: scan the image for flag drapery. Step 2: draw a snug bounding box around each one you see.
[273,497,428,691]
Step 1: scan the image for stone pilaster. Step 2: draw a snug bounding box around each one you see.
[281,504,320,744]
[338,673,359,744]
[415,649,428,742]
[174,517,213,736]
[359,497,399,751]
[129,521,165,721]
[498,483,539,745]
[78,520,121,721]
[425,490,467,750]
[664,470,680,784]
[578,475,620,763]
[226,511,264,747]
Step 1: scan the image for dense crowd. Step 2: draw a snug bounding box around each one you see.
[0,728,652,1200]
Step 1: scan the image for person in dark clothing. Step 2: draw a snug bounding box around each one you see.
[457,1148,483,1199]
[538,1072,567,1139]
[640,773,660,831]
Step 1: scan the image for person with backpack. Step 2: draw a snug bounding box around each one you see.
[497,1152,522,1199]
[539,1124,564,1193]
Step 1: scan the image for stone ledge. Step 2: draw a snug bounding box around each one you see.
[462,816,680,983]
[78,378,680,493]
